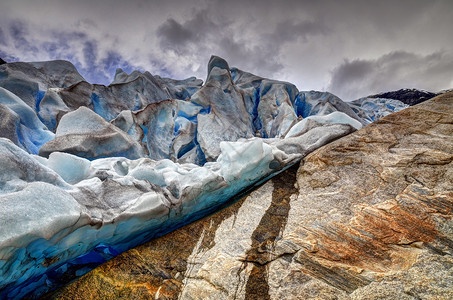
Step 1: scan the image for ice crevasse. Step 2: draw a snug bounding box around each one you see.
[0,55,408,298]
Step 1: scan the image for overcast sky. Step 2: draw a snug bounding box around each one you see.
[0,0,452,100]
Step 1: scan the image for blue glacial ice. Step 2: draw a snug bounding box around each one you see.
[348,97,409,124]
[0,56,408,298]
[0,88,54,154]
[38,106,145,160]
[0,60,85,109]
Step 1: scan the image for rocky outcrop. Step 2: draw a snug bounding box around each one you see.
[50,92,453,299]
[369,88,439,106]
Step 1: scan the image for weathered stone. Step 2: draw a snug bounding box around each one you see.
[48,93,453,299]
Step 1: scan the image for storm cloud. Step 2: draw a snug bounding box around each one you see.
[0,0,452,99]
[157,18,195,47]
[329,51,453,100]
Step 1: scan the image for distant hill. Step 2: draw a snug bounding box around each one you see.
[369,88,439,106]
[0,58,6,65]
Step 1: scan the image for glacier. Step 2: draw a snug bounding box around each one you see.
[0,55,408,298]
[348,97,409,124]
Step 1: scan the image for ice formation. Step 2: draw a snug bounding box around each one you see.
[0,87,54,154]
[348,97,409,124]
[0,56,407,298]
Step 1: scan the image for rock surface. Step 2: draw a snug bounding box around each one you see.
[50,93,453,299]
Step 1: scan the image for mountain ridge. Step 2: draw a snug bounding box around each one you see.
[368,88,440,106]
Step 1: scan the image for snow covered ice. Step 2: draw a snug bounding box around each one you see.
[0,55,408,298]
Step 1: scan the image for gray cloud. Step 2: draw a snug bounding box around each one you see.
[157,18,194,47]
[156,9,221,54]
[0,0,451,95]
[82,41,97,68]
[9,20,38,53]
[272,20,330,43]
[0,28,6,46]
[154,7,328,81]
[328,51,453,100]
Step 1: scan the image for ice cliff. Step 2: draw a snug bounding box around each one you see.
[0,55,407,298]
